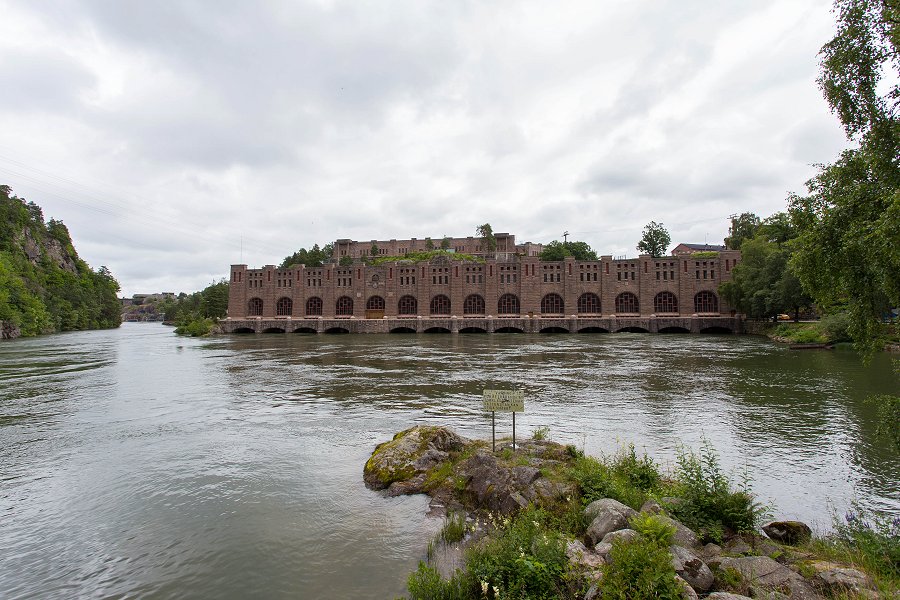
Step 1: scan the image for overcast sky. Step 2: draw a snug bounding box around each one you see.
[0,0,849,297]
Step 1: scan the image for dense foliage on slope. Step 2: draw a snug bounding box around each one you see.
[0,185,121,337]
[157,279,229,336]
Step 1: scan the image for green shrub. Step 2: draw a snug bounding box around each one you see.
[570,445,659,510]
[533,426,550,441]
[174,317,213,336]
[596,537,683,600]
[810,504,900,583]
[669,441,768,542]
[629,513,676,547]
[440,512,468,544]
[820,311,851,342]
[465,506,572,600]
[407,562,470,600]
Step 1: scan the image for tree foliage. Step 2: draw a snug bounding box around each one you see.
[725,213,763,250]
[158,279,229,335]
[539,240,599,261]
[789,0,900,355]
[0,185,121,336]
[636,221,671,257]
[719,213,812,321]
[279,243,334,268]
[476,223,497,252]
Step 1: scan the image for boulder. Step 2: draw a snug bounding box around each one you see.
[676,575,699,600]
[655,514,700,548]
[701,542,723,560]
[717,556,821,600]
[762,521,812,545]
[724,536,753,556]
[640,499,663,514]
[706,594,754,600]
[363,426,466,491]
[600,529,639,545]
[807,561,874,596]
[565,539,606,572]
[584,499,636,546]
[670,545,714,592]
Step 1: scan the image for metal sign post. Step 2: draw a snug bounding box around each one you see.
[482,390,525,452]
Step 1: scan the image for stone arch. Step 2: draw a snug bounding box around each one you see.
[292,326,317,334]
[541,293,564,314]
[463,294,485,315]
[615,292,639,314]
[276,296,293,316]
[336,296,354,316]
[459,326,487,333]
[248,297,263,316]
[497,293,520,315]
[430,294,451,315]
[694,291,719,314]
[366,295,385,310]
[398,295,417,315]
[390,326,416,333]
[654,291,678,314]
[577,293,600,314]
[306,297,323,316]
[262,327,285,333]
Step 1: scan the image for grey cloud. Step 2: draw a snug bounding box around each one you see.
[0,50,96,113]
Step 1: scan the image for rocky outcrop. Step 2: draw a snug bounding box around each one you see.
[364,426,574,514]
[1,321,22,340]
[762,520,813,545]
[715,556,820,600]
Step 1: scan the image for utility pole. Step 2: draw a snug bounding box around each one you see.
[563,230,569,243]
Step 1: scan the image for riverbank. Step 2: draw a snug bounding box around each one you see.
[366,426,898,599]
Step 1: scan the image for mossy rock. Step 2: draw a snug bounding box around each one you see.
[363,426,467,491]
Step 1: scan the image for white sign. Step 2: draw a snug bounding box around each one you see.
[482,389,524,412]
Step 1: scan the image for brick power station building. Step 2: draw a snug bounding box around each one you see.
[223,233,742,335]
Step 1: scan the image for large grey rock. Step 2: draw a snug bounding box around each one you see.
[640,499,663,514]
[762,521,812,546]
[809,561,874,595]
[718,556,821,600]
[724,536,753,556]
[655,514,700,548]
[565,539,606,572]
[584,498,638,522]
[670,545,714,592]
[601,528,639,545]
[706,594,754,600]
[676,575,699,600]
[586,510,630,547]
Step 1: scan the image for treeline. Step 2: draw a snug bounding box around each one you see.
[0,185,121,338]
[159,279,228,336]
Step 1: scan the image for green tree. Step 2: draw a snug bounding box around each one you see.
[476,223,497,252]
[370,242,379,256]
[440,236,450,250]
[539,240,599,261]
[725,212,762,250]
[636,221,671,257]
[789,0,899,355]
[720,214,812,321]
[424,237,434,250]
[279,242,334,268]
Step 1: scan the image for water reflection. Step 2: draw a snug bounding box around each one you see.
[0,324,897,598]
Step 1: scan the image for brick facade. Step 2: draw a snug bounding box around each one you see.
[226,250,741,322]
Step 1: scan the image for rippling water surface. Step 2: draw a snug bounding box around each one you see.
[1,323,897,598]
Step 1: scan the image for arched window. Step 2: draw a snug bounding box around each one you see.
[366,296,385,310]
[615,292,639,314]
[694,291,719,313]
[577,293,600,314]
[541,293,564,314]
[497,293,520,315]
[398,295,417,315]
[276,297,293,316]
[248,297,263,316]
[336,296,354,316]
[306,297,323,316]
[430,294,451,315]
[463,294,485,315]
[654,291,678,314]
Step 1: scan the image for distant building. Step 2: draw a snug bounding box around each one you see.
[671,243,726,256]
[332,233,542,261]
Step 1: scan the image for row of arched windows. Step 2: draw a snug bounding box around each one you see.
[248,291,720,317]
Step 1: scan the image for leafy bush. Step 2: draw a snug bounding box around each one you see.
[407,562,470,600]
[465,507,572,600]
[669,441,768,542]
[820,311,851,342]
[174,317,213,337]
[533,426,550,441]
[596,536,683,600]
[570,445,659,510]
[629,513,675,547]
[811,504,900,583]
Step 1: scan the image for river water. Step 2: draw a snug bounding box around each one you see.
[1,323,897,598]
